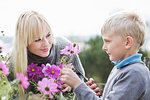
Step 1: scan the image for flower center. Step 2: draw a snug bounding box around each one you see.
[0,68,2,71]
[0,47,2,53]
[70,51,74,54]
[31,69,35,72]
[73,43,76,47]
[51,71,55,74]
[3,81,6,85]
[45,87,49,91]
[67,50,70,52]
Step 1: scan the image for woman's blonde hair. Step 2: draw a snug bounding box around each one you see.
[101,12,146,49]
[12,11,55,99]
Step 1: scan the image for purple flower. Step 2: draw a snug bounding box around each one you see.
[37,64,45,78]
[55,79,63,89]
[27,63,38,76]
[58,62,65,69]
[42,64,60,79]
[27,63,45,82]
[37,78,58,99]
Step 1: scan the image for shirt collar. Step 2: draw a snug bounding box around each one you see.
[111,54,142,69]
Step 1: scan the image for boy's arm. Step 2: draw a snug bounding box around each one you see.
[74,83,102,100]
[61,68,101,100]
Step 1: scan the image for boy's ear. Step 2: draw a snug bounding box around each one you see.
[125,36,134,49]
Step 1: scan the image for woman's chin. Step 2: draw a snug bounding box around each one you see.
[40,53,49,57]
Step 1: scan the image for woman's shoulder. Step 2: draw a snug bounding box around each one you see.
[55,35,71,43]
[55,35,71,49]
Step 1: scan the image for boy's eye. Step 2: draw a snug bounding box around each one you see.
[105,40,110,42]
[104,39,111,43]
[35,38,41,42]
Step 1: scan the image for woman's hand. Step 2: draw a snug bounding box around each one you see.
[62,84,72,92]
[28,94,42,100]
[60,68,82,89]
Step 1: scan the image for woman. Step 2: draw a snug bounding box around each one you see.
[8,11,85,100]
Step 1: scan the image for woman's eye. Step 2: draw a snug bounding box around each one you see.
[46,33,51,38]
[35,38,41,42]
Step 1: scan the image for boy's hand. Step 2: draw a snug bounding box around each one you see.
[60,68,82,89]
[86,78,102,96]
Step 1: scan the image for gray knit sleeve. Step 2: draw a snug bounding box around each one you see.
[74,83,101,100]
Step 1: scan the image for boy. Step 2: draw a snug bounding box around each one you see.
[60,12,150,100]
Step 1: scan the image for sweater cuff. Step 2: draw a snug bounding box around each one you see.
[74,82,93,94]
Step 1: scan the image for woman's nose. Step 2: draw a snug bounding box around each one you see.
[42,38,49,47]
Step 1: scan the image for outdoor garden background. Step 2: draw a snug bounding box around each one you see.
[1,0,150,93]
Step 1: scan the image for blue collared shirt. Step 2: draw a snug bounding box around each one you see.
[112,54,143,69]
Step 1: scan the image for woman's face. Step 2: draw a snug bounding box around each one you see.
[28,31,53,57]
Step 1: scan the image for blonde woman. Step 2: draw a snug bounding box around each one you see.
[8,11,85,100]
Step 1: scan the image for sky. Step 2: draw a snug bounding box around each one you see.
[0,0,150,37]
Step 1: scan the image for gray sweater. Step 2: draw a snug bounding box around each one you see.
[8,36,85,99]
[28,36,85,80]
[74,62,150,100]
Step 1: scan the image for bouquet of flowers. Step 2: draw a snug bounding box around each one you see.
[0,31,30,100]
[27,43,80,100]
[0,30,81,100]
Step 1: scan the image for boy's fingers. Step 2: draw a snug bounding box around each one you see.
[89,78,94,83]
[96,91,102,96]
[89,83,97,89]
[85,81,91,86]
[94,87,100,92]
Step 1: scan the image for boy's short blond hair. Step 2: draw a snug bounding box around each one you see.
[101,12,146,49]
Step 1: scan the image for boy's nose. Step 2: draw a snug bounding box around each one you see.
[102,44,107,51]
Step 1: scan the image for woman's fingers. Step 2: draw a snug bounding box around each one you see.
[62,86,72,92]
[60,68,82,89]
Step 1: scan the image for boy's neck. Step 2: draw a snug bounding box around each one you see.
[122,49,138,62]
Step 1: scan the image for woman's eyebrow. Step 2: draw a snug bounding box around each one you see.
[47,32,51,34]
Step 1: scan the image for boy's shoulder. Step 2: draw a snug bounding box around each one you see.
[119,62,149,79]
[124,62,147,70]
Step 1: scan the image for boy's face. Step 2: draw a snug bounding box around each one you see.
[102,33,127,62]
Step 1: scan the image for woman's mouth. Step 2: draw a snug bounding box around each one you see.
[42,48,49,52]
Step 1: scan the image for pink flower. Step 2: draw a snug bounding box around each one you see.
[60,43,72,55]
[0,40,9,54]
[60,43,80,56]
[0,62,9,75]
[37,78,59,99]
[69,43,80,56]
[16,73,30,89]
